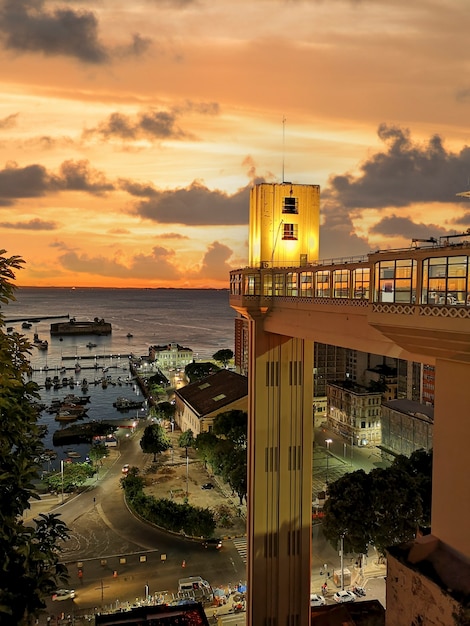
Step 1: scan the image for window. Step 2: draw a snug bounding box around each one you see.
[353,267,370,299]
[286,272,298,296]
[374,259,416,303]
[300,272,313,297]
[422,256,469,305]
[263,272,273,296]
[282,197,298,214]
[282,223,298,240]
[212,394,226,402]
[333,269,350,298]
[315,271,330,297]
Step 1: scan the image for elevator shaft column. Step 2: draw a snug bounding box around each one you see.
[432,358,470,557]
[246,320,313,626]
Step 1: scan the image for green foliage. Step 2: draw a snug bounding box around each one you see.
[88,442,110,466]
[154,401,176,421]
[45,462,95,493]
[121,473,215,537]
[140,423,172,461]
[195,411,248,505]
[178,429,194,451]
[213,410,247,447]
[0,251,70,625]
[212,349,234,367]
[323,449,432,556]
[184,361,220,382]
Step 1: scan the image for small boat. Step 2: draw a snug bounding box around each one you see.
[37,340,48,350]
[126,333,133,338]
[86,342,97,349]
[22,321,32,329]
[75,363,81,373]
[66,451,81,458]
[64,393,90,405]
[6,326,13,333]
[113,397,145,411]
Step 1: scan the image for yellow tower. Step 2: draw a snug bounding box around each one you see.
[249,182,320,268]
[243,182,320,626]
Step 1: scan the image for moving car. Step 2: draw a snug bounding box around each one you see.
[333,590,356,603]
[202,538,223,550]
[201,482,214,489]
[121,464,130,475]
[310,593,326,607]
[52,589,75,601]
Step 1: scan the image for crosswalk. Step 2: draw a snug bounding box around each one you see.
[231,537,247,563]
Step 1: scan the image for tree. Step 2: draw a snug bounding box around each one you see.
[212,409,247,447]
[185,361,220,382]
[178,429,194,452]
[88,442,110,466]
[323,450,432,556]
[45,462,95,493]
[155,401,176,422]
[140,423,171,462]
[212,349,234,368]
[0,250,70,625]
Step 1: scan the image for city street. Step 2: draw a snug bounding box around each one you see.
[31,418,388,622]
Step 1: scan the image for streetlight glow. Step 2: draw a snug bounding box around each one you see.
[325,439,333,484]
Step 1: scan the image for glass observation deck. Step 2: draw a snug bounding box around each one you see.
[230,236,470,313]
[229,236,470,363]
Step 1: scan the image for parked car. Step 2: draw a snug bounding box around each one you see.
[333,590,356,603]
[52,589,75,601]
[352,585,366,597]
[310,593,326,607]
[202,538,223,550]
[201,482,214,489]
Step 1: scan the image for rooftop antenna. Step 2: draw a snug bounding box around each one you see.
[282,116,286,183]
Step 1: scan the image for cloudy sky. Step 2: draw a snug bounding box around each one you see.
[1,0,470,288]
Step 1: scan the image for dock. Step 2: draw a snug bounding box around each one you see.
[4,314,69,323]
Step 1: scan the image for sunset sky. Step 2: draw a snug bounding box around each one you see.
[1,0,470,288]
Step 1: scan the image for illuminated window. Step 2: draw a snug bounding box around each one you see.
[300,272,313,297]
[374,259,416,303]
[315,271,330,297]
[286,272,298,296]
[282,197,298,214]
[282,223,298,240]
[422,255,469,305]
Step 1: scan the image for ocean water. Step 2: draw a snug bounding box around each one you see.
[3,287,236,462]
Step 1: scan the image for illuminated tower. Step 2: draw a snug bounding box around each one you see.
[249,183,319,268]
[243,182,320,626]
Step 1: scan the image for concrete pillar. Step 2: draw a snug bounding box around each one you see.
[246,318,313,626]
[432,358,470,557]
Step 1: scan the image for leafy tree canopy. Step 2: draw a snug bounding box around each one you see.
[322,449,432,556]
[0,250,70,625]
[45,462,95,493]
[212,349,234,368]
[195,411,248,505]
[184,361,220,382]
[178,429,194,450]
[155,401,175,421]
[89,442,110,466]
[140,423,171,461]
[212,409,247,447]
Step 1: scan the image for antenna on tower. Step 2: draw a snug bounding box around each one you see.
[282,116,286,183]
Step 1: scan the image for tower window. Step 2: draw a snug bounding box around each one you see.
[282,197,298,214]
[282,223,298,240]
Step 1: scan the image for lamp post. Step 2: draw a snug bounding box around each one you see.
[60,459,64,504]
[325,438,333,484]
[340,532,346,590]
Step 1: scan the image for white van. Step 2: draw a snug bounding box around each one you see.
[178,576,213,601]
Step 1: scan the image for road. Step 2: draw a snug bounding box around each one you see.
[41,422,246,622]
[40,420,387,622]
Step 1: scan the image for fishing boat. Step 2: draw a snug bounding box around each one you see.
[66,451,81,458]
[86,342,97,348]
[113,397,144,411]
[22,321,32,329]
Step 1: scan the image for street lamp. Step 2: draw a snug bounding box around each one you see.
[60,459,64,504]
[325,438,333,484]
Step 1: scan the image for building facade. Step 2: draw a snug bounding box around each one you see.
[327,380,382,446]
[380,398,433,457]
[148,342,193,370]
